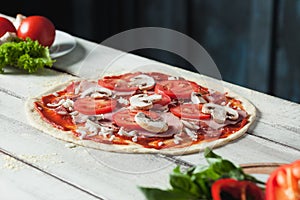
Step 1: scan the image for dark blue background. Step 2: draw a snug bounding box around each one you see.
[3,0,300,103]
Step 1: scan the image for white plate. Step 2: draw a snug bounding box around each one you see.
[50,30,76,58]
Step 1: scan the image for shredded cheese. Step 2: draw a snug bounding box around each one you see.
[46,99,65,107]
[117,97,129,105]
[174,134,183,144]
[184,127,198,141]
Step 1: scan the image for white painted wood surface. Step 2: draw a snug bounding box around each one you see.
[0,13,300,200]
[0,152,99,200]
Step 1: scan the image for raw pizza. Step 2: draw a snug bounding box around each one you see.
[26,71,256,155]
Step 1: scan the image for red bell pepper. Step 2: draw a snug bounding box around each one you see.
[266,160,300,200]
[211,178,264,200]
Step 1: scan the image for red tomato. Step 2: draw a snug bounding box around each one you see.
[65,81,77,93]
[154,80,199,99]
[170,104,211,120]
[0,17,16,37]
[266,160,300,200]
[98,72,141,92]
[17,16,55,47]
[112,109,160,130]
[211,178,264,200]
[74,97,117,115]
[144,72,170,82]
[154,92,171,106]
[146,91,171,106]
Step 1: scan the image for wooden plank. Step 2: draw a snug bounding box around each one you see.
[0,152,99,200]
[180,133,300,166]
[0,68,76,98]
[53,37,193,80]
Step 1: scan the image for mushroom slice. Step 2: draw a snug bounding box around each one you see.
[129,74,155,90]
[80,86,112,98]
[202,103,239,124]
[134,112,168,133]
[191,92,207,104]
[211,107,227,124]
[129,93,162,110]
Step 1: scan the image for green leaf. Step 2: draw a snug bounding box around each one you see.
[170,173,200,197]
[0,38,55,73]
[139,187,198,200]
[204,148,264,184]
[204,148,222,161]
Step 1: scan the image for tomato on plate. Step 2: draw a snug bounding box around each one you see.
[0,17,16,37]
[154,80,200,99]
[170,104,211,120]
[266,160,300,200]
[98,72,141,92]
[17,16,55,47]
[211,178,264,200]
[74,97,117,115]
[112,109,160,130]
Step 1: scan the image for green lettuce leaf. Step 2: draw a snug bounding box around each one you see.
[0,38,55,73]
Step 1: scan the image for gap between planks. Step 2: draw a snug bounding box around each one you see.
[0,87,24,100]
[246,132,300,152]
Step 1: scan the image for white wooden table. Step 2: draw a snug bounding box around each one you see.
[1,14,300,200]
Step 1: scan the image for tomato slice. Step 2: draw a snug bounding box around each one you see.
[211,178,264,200]
[74,97,117,115]
[170,104,211,120]
[144,72,170,82]
[65,81,79,93]
[154,80,200,99]
[98,72,141,92]
[112,109,160,130]
[155,92,171,106]
[266,160,300,200]
[145,91,171,106]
